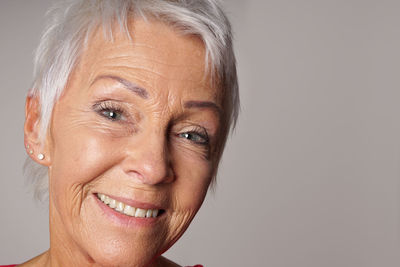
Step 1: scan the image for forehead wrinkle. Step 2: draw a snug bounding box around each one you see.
[90,37,206,72]
[92,37,204,67]
[98,54,205,78]
[90,56,171,81]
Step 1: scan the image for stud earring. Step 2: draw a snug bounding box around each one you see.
[26,144,33,155]
[38,153,45,160]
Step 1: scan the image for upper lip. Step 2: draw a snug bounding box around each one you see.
[95,192,165,210]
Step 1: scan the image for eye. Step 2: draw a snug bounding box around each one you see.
[93,101,127,122]
[178,131,209,145]
[101,110,123,121]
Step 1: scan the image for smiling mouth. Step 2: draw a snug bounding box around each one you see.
[96,193,164,218]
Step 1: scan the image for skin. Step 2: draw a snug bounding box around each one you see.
[23,18,223,267]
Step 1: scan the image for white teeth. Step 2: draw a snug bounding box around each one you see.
[116,201,124,212]
[97,193,160,218]
[146,209,152,218]
[124,205,136,216]
[152,209,158,218]
[109,199,116,209]
[135,208,147,218]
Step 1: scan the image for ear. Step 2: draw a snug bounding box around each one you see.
[24,95,51,166]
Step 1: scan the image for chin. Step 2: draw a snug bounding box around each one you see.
[65,195,170,267]
[83,237,161,267]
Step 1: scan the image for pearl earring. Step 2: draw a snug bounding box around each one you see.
[26,144,33,155]
[38,153,45,160]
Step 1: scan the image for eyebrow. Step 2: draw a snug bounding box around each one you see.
[184,100,222,115]
[92,75,220,115]
[91,75,149,99]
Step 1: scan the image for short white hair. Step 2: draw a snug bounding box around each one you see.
[25,0,239,200]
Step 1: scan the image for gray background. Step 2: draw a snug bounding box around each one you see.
[1,0,400,266]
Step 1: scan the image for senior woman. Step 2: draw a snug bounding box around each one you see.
[4,0,238,266]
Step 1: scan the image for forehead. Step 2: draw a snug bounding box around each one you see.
[74,18,219,102]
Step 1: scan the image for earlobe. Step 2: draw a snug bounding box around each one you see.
[24,95,51,166]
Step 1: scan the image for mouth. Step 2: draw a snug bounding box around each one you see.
[96,193,165,218]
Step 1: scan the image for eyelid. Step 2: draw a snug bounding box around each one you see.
[92,100,130,122]
[191,126,209,141]
[177,125,210,145]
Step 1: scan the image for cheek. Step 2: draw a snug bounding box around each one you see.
[162,156,212,248]
[171,149,213,214]
[49,128,122,214]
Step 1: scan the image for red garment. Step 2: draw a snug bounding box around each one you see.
[2,265,201,267]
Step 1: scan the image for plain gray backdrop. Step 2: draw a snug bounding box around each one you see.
[1,0,400,266]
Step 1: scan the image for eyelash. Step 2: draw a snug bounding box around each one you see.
[178,126,210,146]
[92,101,210,146]
[93,101,127,122]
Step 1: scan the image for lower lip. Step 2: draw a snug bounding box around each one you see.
[93,194,163,228]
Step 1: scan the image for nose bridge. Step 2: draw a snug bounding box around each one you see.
[125,126,172,185]
[143,131,168,178]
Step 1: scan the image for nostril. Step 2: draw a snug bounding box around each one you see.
[138,160,173,185]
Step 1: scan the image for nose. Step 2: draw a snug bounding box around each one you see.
[122,129,174,185]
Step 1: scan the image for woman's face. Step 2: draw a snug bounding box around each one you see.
[37,19,221,266]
